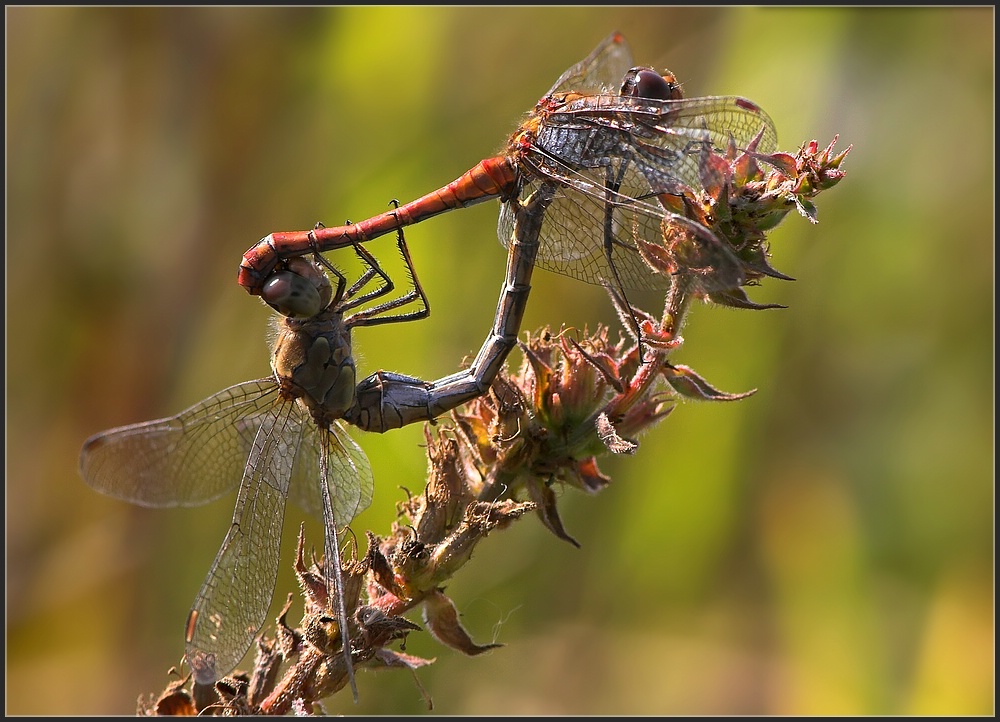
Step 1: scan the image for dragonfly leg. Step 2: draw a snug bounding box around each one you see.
[342,203,431,328]
[336,217,398,311]
[347,182,555,433]
[602,161,646,358]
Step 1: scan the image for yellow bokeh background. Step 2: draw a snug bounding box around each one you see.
[6,6,993,715]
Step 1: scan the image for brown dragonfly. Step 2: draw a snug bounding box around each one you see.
[80,189,555,699]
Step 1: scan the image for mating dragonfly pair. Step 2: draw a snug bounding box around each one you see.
[80,31,777,701]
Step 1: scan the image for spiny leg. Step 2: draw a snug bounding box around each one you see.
[304,223,350,304]
[344,201,431,328]
[303,220,392,310]
[602,160,647,360]
[334,200,412,313]
[304,215,408,316]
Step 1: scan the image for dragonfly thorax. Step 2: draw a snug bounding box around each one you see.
[272,308,357,424]
[508,94,570,155]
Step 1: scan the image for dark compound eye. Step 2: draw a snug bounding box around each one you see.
[621,67,683,101]
[262,269,323,319]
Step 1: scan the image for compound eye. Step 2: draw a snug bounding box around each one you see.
[262,270,323,319]
[621,67,683,101]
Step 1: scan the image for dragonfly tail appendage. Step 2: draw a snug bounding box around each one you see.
[346,182,555,433]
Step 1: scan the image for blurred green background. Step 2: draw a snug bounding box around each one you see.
[6,6,993,715]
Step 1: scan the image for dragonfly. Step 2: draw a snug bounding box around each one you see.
[79,188,555,700]
[238,31,777,340]
[79,226,433,697]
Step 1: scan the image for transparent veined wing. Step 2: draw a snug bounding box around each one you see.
[80,379,282,507]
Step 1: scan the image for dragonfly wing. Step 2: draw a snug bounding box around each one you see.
[285,420,323,523]
[622,158,747,292]
[618,96,778,201]
[322,422,375,526]
[500,163,673,292]
[542,95,777,198]
[651,95,779,154]
[563,95,779,156]
[184,396,306,686]
[285,419,372,524]
[313,422,373,700]
[548,32,634,96]
[502,93,778,291]
[282,418,373,701]
[80,379,281,507]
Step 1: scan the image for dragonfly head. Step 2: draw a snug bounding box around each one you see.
[620,67,684,102]
[261,257,334,319]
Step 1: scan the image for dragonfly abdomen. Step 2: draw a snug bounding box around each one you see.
[272,308,357,423]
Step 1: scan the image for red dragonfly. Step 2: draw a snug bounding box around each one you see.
[239,31,777,307]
